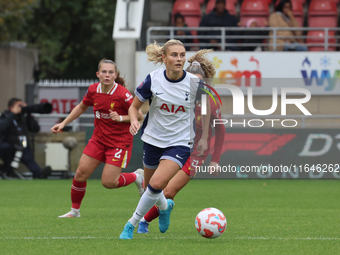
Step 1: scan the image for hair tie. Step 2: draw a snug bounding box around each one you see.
[191,61,201,67]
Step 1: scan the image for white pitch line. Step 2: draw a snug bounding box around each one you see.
[0,236,339,240]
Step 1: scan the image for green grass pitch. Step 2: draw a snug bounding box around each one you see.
[0,179,339,254]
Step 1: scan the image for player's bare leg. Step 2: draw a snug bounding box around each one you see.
[101,164,123,189]
[101,164,144,196]
[75,154,102,181]
[143,166,156,189]
[163,169,191,200]
[59,154,101,218]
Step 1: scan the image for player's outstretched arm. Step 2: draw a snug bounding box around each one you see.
[128,97,144,135]
[51,102,88,134]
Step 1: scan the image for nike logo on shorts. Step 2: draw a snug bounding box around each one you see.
[176,154,183,159]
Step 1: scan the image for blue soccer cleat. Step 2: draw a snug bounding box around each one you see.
[158,199,175,233]
[119,222,135,239]
[137,220,149,234]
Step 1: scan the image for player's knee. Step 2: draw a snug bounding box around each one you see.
[74,168,88,182]
[149,181,165,191]
[101,179,119,189]
[163,188,176,200]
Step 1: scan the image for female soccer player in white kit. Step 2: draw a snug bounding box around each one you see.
[119,40,210,239]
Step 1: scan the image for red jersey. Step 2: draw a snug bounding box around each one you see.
[82,82,134,149]
[193,97,225,163]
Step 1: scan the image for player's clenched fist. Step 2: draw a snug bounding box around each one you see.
[51,123,65,134]
[109,110,120,121]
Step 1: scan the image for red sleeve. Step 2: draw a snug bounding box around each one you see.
[210,102,225,163]
[82,84,96,106]
[121,86,134,111]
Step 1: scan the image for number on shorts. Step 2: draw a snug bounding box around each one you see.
[115,149,122,159]
[191,159,199,169]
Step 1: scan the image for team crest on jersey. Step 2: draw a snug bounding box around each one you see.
[110,103,115,110]
[185,92,189,101]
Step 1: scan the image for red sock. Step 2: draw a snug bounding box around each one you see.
[144,205,160,223]
[71,179,87,209]
[118,173,137,187]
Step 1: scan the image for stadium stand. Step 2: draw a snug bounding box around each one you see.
[308,0,338,28]
[306,30,337,51]
[161,0,340,51]
[172,1,202,49]
[172,1,202,27]
[240,0,270,27]
[176,0,206,5]
[291,0,304,27]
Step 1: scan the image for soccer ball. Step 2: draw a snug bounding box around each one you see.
[195,207,227,239]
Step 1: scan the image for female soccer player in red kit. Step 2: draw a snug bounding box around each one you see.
[51,59,144,218]
[137,49,226,233]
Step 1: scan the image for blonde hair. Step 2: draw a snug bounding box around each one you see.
[97,58,127,87]
[186,49,216,81]
[145,40,185,65]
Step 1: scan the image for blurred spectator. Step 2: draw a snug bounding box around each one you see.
[241,18,269,51]
[0,98,51,179]
[269,0,308,51]
[173,13,193,51]
[198,0,239,51]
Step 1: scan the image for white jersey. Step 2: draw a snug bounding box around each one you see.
[135,68,204,148]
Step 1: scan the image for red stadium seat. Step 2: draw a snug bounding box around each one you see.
[225,0,238,4]
[322,0,339,3]
[205,0,236,16]
[241,0,270,15]
[176,0,205,5]
[173,1,202,17]
[289,0,306,4]
[172,1,201,26]
[309,0,338,15]
[240,0,270,27]
[308,0,338,27]
[306,30,337,51]
[291,0,304,27]
[240,16,268,27]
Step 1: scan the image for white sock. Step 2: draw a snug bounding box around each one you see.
[140,217,149,224]
[71,208,80,213]
[156,191,167,211]
[128,187,162,227]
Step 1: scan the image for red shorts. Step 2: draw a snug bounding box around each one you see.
[83,138,132,168]
[182,155,206,178]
